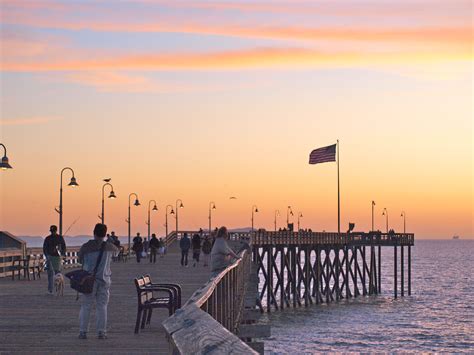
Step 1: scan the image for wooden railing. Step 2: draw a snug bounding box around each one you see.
[0,246,82,278]
[0,249,24,278]
[252,230,414,246]
[163,246,257,354]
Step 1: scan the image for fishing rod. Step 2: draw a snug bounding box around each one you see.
[64,217,80,237]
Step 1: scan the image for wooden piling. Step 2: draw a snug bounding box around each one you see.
[378,245,381,294]
[401,245,404,297]
[394,246,397,298]
[408,245,411,296]
[345,246,350,298]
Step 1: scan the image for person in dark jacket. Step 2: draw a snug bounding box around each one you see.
[132,233,143,263]
[201,235,212,267]
[179,233,191,267]
[149,234,160,263]
[191,233,201,267]
[158,238,165,258]
[43,225,66,294]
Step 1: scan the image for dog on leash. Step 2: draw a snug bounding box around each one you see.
[54,273,64,296]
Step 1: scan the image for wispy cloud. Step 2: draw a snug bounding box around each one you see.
[1,117,62,126]
[1,46,470,73]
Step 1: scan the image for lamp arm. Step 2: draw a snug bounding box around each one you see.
[0,143,6,157]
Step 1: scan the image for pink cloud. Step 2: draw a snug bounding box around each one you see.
[1,117,62,126]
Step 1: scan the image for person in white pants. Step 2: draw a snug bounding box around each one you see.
[78,223,118,340]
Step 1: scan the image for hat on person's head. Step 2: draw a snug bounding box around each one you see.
[94,223,107,238]
[50,225,58,233]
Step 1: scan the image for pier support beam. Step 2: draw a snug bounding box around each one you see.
[345,246,350,298]
[378,245,381,294]
[401,246,404,297]
[394,246,397,298]
[408,245,411,296]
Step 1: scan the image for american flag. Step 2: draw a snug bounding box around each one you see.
[309,144,336,164]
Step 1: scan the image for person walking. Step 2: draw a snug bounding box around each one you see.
[132,233,143,263]
[42,225,66,294]
[201,235,212,267]
[158,238,165,258]
[110,231,120,248]
[78,223,118,340]
[149,234,159,263]
[191,233,201,267]
[179,233,191,267]
[210,226,241,276]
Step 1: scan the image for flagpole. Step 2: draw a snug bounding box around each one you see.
[337,139,340,234]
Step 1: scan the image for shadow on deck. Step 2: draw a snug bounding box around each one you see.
[0,242,211,354]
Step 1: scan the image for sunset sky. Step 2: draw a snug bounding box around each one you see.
[0,0,472,239]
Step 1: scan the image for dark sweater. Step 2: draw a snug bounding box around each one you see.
[150,237,160,249]
[43,234,66,256]
[179,236,191,251]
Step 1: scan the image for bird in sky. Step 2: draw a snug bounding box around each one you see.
[103,178,111,182]
[229,197,237,199]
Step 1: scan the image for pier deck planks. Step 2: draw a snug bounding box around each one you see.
[0,242,211,354]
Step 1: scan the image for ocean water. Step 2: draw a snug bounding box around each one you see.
[261,240,474,353]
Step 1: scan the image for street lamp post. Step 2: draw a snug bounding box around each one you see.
[100,182,116,224]
[128,193,140,251]
[147,200,158,242]
[372,200,376,231]
[165,205,175,238]
[286,206,293,228]
[382,208,389,233]
[274,210,280,232]
[297,212,303,231]
[208,202,216,235]
[175,199,184,236]
[58,167,79,237]
[401,211,406,233]
[0,144,13,170]
[251,205,258,231]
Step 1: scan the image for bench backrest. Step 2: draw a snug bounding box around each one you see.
[134,277,152,305]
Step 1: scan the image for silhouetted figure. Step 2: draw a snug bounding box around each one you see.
[132,233,143,263]
[149,234,159,263]
[78,223,118,340]
[192,233,201,267]
[158,238,165,257]
[202,235,212,267]
[110,231,120,248]
[210,226,240,276]
[43,225,66,294]
[179,233,190,267]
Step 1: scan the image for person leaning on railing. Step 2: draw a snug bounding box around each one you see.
[210,226,241,276]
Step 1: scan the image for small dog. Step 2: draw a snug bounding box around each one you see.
[54,273,64,296]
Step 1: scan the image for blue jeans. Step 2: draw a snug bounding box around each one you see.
[46,256,61,293]
[79,282,110,334]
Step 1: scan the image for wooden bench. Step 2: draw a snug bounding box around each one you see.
[143,274,182,309]
[27,255,43,280]
[133,276,180,333]
[11,258,28,280]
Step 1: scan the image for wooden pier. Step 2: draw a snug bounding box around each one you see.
[252,231,414,312]
[0,230,414,354]
[0,241,212,354]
